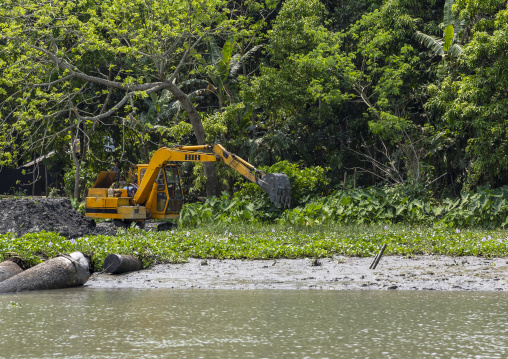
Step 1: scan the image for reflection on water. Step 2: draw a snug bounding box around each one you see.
[1,289,507,358]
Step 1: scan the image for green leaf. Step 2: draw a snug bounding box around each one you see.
[443,25,454,52]
[443,0,455,27]
[415,31,444,56]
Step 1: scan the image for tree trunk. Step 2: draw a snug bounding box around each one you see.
[167,82,220,196]
[70,127,81,200]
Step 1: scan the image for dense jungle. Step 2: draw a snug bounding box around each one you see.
[1,0,508,228]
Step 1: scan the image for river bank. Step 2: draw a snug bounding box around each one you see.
[85,255,508,291]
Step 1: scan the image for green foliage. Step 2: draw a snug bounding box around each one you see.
[415,0,463,57]
[424,4,508,188]
[0,0,251,195]
[237,161,330,207]
[179,161,330,226]
[1,0,508,205]
[179,192,270,227]
[0,230,187,271]
[439,187,508,228]
[1,226,508,271]
[279,185,508,229]
[199,36,262,108]
[280,185,434,226]
[63,165,96,199]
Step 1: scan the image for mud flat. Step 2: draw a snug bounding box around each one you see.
[86,255,508,291]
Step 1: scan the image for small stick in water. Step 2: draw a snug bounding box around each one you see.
[369,244,387,270]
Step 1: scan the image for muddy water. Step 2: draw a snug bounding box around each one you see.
[1,289,508,358]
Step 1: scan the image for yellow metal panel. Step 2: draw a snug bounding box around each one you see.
[117,198,130,206]
[86,197,106,208]
[105,197,117,208]
[151,213,179,219]
[117,206,146,220]
[86,197,130,209]
[88,188,108,198]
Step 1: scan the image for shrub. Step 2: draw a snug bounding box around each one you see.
[237,160,330,207]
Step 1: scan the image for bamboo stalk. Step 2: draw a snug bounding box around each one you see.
[369,244,387,270]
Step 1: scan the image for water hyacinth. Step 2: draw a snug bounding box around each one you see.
[455,229,460,234]
[1,225,508,271]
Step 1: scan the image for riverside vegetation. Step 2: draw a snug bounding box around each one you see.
[2,0,508,201]
[1,225,507,272]
[2,161,508,270]
[2,0,508,270]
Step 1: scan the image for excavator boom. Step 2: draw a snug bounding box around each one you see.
[134,144,291,208]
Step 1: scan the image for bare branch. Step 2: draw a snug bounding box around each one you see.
[32,75,73,88]
[74,92,132,122]
[168,34,205,82]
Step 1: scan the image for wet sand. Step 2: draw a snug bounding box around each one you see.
[86,255,508,291]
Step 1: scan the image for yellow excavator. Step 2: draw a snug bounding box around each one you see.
[85,144,291,227]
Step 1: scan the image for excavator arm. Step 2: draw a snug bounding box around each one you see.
[133,144,291,208]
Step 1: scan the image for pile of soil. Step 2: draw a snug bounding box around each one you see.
[0,198,115,238]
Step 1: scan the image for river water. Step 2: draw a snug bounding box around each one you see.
[1,289,507,358]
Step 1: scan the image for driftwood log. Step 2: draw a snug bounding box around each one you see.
[103,254,143,274]
[0,260,23,282]
[0,252,90,294]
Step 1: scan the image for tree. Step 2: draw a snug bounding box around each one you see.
[425,2,508,189]
[200,35,262,109]
[415,0,464,58]
[0,0,248,197]
[242,0,436,186]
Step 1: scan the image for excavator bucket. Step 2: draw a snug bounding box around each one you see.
[257,173,291,208]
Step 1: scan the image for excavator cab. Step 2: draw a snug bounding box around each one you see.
[138,164,184,219]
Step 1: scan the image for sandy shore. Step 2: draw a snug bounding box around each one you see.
[85,255,508,291]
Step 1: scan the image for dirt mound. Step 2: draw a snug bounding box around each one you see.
[0,198,98,238]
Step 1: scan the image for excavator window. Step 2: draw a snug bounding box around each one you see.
[157,193,167,212]
[139,168,146,183]
[155,169,165,191]
[164,166,182,198]
[164,166,183,214]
